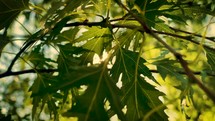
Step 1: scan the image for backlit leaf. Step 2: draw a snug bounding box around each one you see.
[76,27,112,55]
[54,27,79,44]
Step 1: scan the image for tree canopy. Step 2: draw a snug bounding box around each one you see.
[0,0,215,121]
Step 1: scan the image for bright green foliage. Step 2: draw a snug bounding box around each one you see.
[0,0,215,121]
[153,59,188,89]
[76,27,112,55]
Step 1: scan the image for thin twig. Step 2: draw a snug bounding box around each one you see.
[169,26,215,43]
[150,69,215,76]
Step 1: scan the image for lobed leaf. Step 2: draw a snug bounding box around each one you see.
[75,27,112,55]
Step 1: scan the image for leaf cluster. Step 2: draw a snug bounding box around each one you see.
[0,0,215,121]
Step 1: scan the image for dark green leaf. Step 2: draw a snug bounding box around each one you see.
[57,43,92,76]
[111,48,156,84]
[121,76,167,121]
[55,65,102,90]
[47,16,73,41]
[0,0,29,30]
[0,35,10,57]
[54,27,79,43]
[205,48,215,72]
[104,73,125,121]
[27,44,55,69]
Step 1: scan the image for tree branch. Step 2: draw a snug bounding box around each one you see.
[169,26,215,43]
[0,69,58,78]
[0,68,214,79]
[65,21,215,51]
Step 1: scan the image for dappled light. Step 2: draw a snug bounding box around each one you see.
[0,0,215,121]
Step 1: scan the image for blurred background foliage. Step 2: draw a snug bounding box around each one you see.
[0,0,215,121]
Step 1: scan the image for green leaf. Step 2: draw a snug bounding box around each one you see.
[66,82,109,121]
[40,1,65,24]
[153,59,188,89]
[55,65,102,90]
[117,29,140,50]
[76,27,112,55]
[205,48,215,72]
[47,96,59,120]
[153,19,174,33]
[30,75,43,95]
[110,48,166,120]
[104,73,125,121]
[47,16,73,41]
[137,0,169,28]
[27,44,55,69]
[133,32,142,51]
[0,0,29,30]
[162,13,187,25]
[83,37,104,55]
[0,35,10,57]
[32,96,42,120]
[121,76,167,121]
[57,43,91,76]
[30,75,48,120]
[29,73,56,96]
[76,27,111,42]
[54,27,79,43]
[111,48,156,84]
[54,63,126,120]
[30,74,60,120]
[58,65,108,120]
